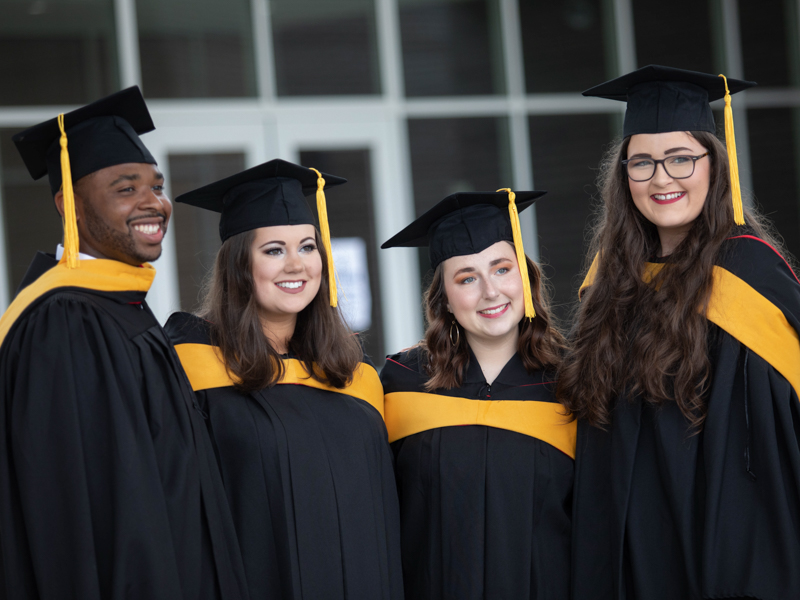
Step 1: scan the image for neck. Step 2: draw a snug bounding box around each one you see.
[260,314,297,355]
[465,329,518,385]
[657,224,691,257]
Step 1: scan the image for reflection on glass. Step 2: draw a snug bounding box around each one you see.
[169,153,245,311]
[740,0,798,86]
[520,0,612,93]
[271,0,380,96]
[407,116,511,278]
[399,0,505,97]
[0,0,118,106]
[747,108,800,261]
[632,0,714,74]
[299,149,384,363]
[0,128,62,296]
[137,0,257,98]
[528,113,614,318]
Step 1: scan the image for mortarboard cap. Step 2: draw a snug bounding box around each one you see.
[583,65,757,226]
[582,65,755,137]
[13,86,157,196]
[176,158,346,306]
[11,86,157,269]
[382,190,546,318]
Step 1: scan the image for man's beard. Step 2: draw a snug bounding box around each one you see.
[83,198,163,264]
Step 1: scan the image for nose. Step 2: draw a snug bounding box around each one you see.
[140,186,171,215]
[482,278,500,300]
[651,161,674,186]
[284,250,303,273]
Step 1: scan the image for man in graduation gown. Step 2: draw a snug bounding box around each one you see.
[0,87,248,600]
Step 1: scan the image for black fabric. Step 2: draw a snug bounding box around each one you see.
[0,260,248,600]
[571,235,800,600]
[174,159,346,242]
[165,312,404,600]
[12,87,156,194]
[381,347,573,600]
[14,251,57,294]
[380,191,544,268]
[582,65,756,137]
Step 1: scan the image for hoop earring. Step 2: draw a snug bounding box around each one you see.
[449,318,460,347]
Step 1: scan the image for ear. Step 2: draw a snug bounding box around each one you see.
[54,190,65,219]
[54,188,82,222]
[446,304,452,313]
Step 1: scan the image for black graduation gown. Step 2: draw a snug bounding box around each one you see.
[165,311,404,600]
[0,254,248,600]
[572,235,800,600]
[381,347,574,600]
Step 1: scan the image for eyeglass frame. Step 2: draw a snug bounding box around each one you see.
[621,152,710,182]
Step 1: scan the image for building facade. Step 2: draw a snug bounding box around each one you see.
[2,0,799,361]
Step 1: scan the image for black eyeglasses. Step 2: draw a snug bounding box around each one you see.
[622,152,710,182]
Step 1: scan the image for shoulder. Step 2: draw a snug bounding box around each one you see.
[717,233,800,309]
[164,312,212,346]
[380,346,428,393]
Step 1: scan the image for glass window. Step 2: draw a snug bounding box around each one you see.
[528,113,616,318]
[137,0,257,98]
[399,0,505,97]
[0,0,118,106]
[271,0,381,96]
[519,0,612,93]
[1,128,62,294]
[169,152,246,312]
[407,116,512,277]
[632,0,715,74]
[299,149,384,363]
[740,0,798,86]
[746,108,800,262]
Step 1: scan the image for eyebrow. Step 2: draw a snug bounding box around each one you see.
[258,237,315,249]
[453,257,512,276]
[108,171,164,187]
[628,147,694,159]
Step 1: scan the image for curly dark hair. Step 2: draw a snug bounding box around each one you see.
[420,248,566,391]
[557,130,789,430]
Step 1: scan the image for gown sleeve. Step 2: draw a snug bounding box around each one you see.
[0,293,188,599]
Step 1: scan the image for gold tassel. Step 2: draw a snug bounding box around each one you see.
[57,114,80,268]
[718,74,746,226]
[310,168,337,307]
[497,188,535,319]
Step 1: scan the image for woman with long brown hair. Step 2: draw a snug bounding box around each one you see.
[165,159,403,600]
[561,66,800,600]
[380,191,574,599]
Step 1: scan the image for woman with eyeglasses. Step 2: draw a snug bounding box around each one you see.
[380,191,573,599]
[560,66,800,600]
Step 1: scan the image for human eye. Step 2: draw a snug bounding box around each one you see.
[629,159,654,170]
[151,184,165,192]
[667,155,692,165]
[458,276,476,285]
[496,267,509,275]
[299,242,318,253]
[264,247,283,256]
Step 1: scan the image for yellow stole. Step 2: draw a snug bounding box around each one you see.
[173,342,384,418]
[580,256,800,398]
[0,259,155,348]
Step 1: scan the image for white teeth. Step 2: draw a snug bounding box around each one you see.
[133,223,160,235]
[277,281,303,289]
[654,192,683,200]
[479,304,506,315]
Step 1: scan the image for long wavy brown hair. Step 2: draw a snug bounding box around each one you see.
[421,249,566,390]
[557,130,788,429]
[199,228,362,392]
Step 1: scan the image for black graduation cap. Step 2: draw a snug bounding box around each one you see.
[12,86,157,195]
[382,190,546,318]
[582,65,756,138]
[176,158,347,306]
[382,190,544,267]
[175,158,346,242]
